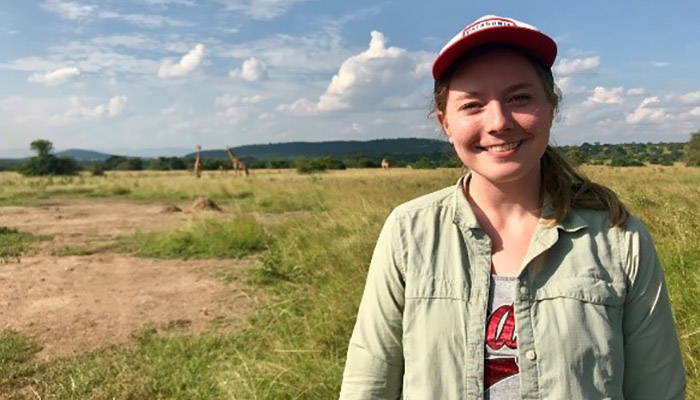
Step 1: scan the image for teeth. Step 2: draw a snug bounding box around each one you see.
[485,141,520,152]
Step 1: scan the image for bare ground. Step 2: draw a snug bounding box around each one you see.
[0,199,258,360]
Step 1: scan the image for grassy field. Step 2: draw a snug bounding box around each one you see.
[0,166,698,398]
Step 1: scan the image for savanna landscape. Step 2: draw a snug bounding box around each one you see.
[0,165,697,399]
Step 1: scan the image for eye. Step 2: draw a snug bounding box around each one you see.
[509,93,532,106]
[458,101,482,112]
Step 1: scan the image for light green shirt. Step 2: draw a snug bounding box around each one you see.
[340,176,685,400]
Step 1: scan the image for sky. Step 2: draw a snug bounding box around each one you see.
[1,0,699,157]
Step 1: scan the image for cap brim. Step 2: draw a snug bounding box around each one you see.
[432,26,557,81]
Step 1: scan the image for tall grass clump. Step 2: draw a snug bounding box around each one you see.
[0,330,39,386]
[126,215,269,259]
[0,226,46,262]
[9,331,232,399]
[256,192,325,213]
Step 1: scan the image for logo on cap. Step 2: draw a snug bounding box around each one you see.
[462,17,516,37]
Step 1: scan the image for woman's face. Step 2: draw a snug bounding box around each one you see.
[437,49,554,185]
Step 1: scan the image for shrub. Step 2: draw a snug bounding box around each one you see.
[609,156,644,167]
[295,158,327,174]
[412,157,437,169]
[17,155,80,176]
[564,147,587,167]
[685,131,700,167]
[16,139,80,176]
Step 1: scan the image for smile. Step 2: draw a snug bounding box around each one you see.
[480,140,523,152]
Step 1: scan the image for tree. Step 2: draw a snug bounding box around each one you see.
[684,131,700,167]
[295,157,326,174]
[412,157,437,169]
[609,155,644,167]
[17,139,80,176]
[30,139,54,157]
[564,147,587,167]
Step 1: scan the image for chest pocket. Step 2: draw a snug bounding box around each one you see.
[534,277,626,306]
[405,275,467,301]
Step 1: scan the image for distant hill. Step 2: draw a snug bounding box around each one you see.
[188,138,452,160]
[0,159,24,170]
[56,149,115,161]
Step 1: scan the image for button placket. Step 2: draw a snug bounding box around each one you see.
[514,275,540,399]
[525,350,537,361]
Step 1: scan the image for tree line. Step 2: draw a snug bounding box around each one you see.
[5,132,700,176]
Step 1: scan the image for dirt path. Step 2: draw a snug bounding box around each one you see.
[0,199,257,360]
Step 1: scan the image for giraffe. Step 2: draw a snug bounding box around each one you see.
[194,145,202,178]
[225,146,249,176]
[381,157,390,170]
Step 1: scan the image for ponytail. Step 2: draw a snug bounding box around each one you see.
[541,146,629,227]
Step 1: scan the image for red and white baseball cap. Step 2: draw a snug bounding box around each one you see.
[432,15,557,81]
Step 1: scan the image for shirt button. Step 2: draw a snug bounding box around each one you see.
[519,286,528,295]
[525,350,537,361]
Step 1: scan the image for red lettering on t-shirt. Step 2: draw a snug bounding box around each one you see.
[485,304,517,350]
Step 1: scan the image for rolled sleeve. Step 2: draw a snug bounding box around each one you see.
[621,217,686,400]
[339,211,406,399]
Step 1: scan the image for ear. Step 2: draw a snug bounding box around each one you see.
[436,111,453,143]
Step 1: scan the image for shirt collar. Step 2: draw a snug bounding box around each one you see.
[451,173,588,233]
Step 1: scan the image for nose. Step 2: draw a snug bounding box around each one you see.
[483,100,513,134]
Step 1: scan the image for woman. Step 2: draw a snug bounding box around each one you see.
[339,15,685,399]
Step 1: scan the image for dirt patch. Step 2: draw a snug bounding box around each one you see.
[0,199,258,360]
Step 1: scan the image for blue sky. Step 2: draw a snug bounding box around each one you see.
[1,0,699,157]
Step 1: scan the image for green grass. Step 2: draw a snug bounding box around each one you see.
[0,167,698,398]
[5,330,231,399]
[0,330,40,386]
[255,192,325,213]
[0,226,47,262]
[51,244,112,256]
[124,215,270,259]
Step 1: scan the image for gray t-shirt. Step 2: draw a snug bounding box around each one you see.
[484,275,521,399]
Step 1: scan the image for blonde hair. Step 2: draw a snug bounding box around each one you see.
[432,44,629,227]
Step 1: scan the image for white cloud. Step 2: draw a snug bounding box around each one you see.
[276,98,317,114]
[28,67,81,86]
[1,41,161,75]
[158,44,205,79]
[221,32,351,74]
[214,0,315,20]
[89,34,157,50]
[98,11,191,27]
[679,91,700,104]
[650,61,671,68]
[278,31,432,114]
[626,97,669,124]
[689,107,700,117]
[626,88,646,96]
[555,76,586,95]
[143,0,195,6]
[0,95,127,130]
[216,94,263,106]
[160,105,178,115]
[553,56,600,75]
[230,57,268,81]
[107,96,127,116]
[319,30,404,111]
[64,95,127,120]
[587,86,624,104]
[41,0,95,20]
[216,94,264,122]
